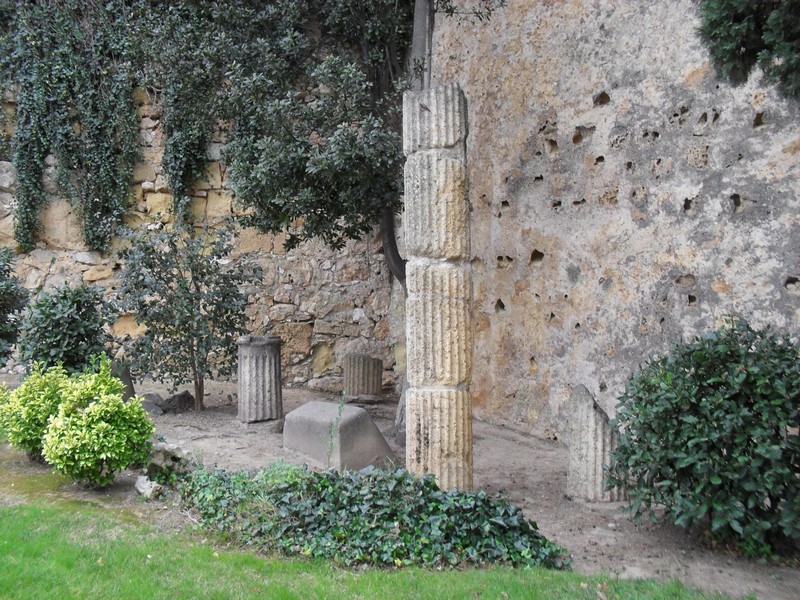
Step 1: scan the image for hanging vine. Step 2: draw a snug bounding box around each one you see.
[0,0,504,254]
[1,1,139,252]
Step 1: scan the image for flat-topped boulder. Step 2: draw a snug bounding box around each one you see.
[283,400,396,471]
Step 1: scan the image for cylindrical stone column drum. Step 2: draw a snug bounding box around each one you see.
[342,353,383,398]
[237,335,282,423]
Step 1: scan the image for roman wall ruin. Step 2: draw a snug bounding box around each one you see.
[429,0,799,438]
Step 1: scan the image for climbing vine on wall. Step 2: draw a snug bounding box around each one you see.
[0,0,504,253]
[698,0,800,99]
[0,1,139,252]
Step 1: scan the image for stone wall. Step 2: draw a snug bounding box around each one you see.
[430,0,800,437]
[0,89,401,391]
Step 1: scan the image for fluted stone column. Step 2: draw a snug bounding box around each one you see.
[567,385,627,502]
[403,83,473,490]
[343,353,383,399]
[237,335,282,423]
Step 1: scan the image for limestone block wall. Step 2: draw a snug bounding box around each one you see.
[430,0,800,437]
[0,91,400,390]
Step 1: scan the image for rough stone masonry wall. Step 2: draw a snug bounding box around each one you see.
[0,89,400,390]
[430,0,800,438]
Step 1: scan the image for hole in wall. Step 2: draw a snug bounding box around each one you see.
[731,193,743,214]
[572,130,584,144]
[551,200,561,209]
[712,109,720,123]
[534,175,544,182]
[625,161,633,171]
[545,139,559,155]
[549,311,556,321]
[497,255,514,268]
[529,249,545,264]
[674,273,696,286]
[683,198,693,212]
[574,322,581,329]
[784,276,799,292]
[573,198,586,206]
[501,200,510,207]
[698,112,707,124]
[593,91,610,106]
[529,356,539,374]
[495,299,506,312]
[595,156,605,165]
[599,381,608,392]
[753,112,764,128]
[687,294,697,307]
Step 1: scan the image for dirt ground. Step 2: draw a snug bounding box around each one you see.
[3,376,799,599]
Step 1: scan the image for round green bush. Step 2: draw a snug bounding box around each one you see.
[0,363,70,458]
[18,284,112,373]
[42,393,155,488]
[608,318,800,555]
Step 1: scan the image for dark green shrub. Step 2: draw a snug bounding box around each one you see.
[608,318,800,556]
[179,465,569,569]
[18,284,112,373]
[0,248,27,365]
[698,0,800,99]
[0,363,69,458]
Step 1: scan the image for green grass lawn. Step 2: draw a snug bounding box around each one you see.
[0,432,729,600]
[0,503,727,600]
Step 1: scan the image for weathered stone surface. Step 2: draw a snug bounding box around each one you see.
[0,161,14,191]
[145,192,172,220]
[133,162,156,183]
[342,353,383,398]
[141,393,164,416]
[430,0,800,439]
[148,441,193,475]
[566,385,626,502]
[270,322,312,365]
[135,475,164,499]
[237,335,282,423]
[158,390,194,414]
[405,262,471,387]
[82,265,114,282]
[39,200,85,250]
[283,400,396,471]
[112,314,147,338]
[404,154,468,259]
[405,388,472,490]
[403,83,467,155]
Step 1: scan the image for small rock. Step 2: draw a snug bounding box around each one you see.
[135,475,163,499]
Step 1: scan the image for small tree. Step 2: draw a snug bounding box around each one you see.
[0,248,27,365]
[118,224,261,411]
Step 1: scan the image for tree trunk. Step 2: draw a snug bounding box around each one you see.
[194,373,205,411]
[381,206,406,287]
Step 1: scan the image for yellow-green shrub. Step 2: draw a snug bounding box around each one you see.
[43,393,154,488]
[0,364,69,458]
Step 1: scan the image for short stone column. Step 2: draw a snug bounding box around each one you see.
[567,385,627,502]
[403,83,473,490]
[237,335,282,423]
[342,353,383,399]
